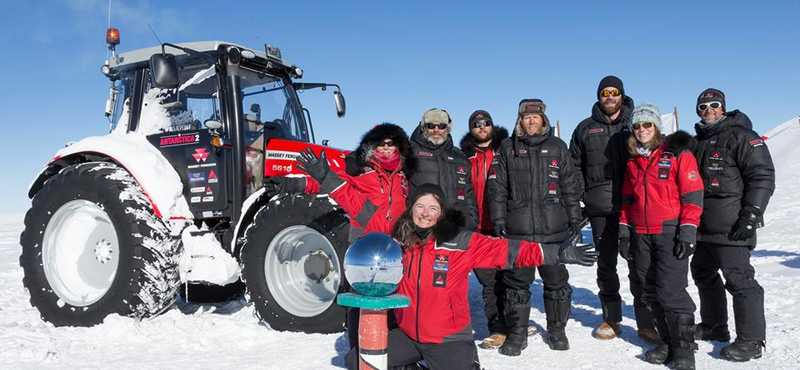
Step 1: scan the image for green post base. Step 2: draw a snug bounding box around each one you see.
[337,293,410,309]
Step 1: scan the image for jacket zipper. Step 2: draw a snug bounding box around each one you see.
[414,244,424,342]
[640,151,659,234]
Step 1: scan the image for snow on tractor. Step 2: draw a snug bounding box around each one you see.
[19,28,353,333]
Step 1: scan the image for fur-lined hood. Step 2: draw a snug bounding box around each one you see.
[666,130,693,154]
[459,126,509,157]
[345,123,415,176]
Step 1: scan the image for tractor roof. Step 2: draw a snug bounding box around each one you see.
[109,41,295,70]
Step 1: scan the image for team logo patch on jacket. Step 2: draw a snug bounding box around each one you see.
[457,166,466,175]
[749,138,765,147]
[418,151,433,157]
[433,272,447,288]
[488,167,497,180]
[588,128,604,134]
[457,188,465,200]
[548,182,557,195]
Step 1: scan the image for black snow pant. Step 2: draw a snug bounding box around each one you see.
[632,233,696,317]
[473,268,506,335]
[501,264,571,323]
[590,214,653,328]
[690,241,766,341]
[345,328,480,370]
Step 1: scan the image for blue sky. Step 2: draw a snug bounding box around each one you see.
[1,0,798,213]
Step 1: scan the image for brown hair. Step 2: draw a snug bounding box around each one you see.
[627,126,663,156]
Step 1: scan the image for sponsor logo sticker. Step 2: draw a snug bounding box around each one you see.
[188,172,206,183]
[688,171,700,181]
[208,170,218,183]
[192,148,210,163]
[190,187,205,193]
[418,151,434,157]
[190,196,201,203]
[588,128,604,134]
[159,132,200,147]
[202,196,214,202]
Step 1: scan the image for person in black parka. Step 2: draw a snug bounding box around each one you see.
[488,99,583,355]
[690,88,775,362]
[568,76,656,342]
[408,108,479,231]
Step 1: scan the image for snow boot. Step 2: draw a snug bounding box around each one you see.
[544,286,572,351]
[666,312,697,370]
[644,311,671,365]
[694,322,731,342]
[637,327,660,344]
[499,289,531,356]
[594,321,621,340]
[720,339,764,362]
[480,333,506,349]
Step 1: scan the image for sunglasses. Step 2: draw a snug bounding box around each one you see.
[600,89,622,98]
[632,122,654,131]
[471,120,493,129]
[425,122,449,130]
[698,101,722,111]
[379,140,395,147]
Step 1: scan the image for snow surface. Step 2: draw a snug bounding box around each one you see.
[3,122,800,369]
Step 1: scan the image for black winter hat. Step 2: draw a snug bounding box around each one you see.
[408,183,446,210]
[696,88,726,116]
[468,110,493,128]
[597,75,625,100]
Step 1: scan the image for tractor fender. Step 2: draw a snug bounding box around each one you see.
[29,133,192,220]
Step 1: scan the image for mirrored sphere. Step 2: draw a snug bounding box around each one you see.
[344,232,404,296]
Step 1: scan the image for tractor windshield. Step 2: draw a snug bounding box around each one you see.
[239,67,308,143]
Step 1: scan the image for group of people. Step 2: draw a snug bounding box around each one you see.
[268,75,775,370]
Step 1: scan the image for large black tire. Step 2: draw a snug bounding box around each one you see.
[241,193,350,333]
[19,162,182,326]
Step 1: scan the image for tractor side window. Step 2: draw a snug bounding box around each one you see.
[141,64,220,134]
[109,74,132,133]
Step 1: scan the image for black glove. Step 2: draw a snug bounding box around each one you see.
[674,240,695,260]
[494,224,509,237]
[729,209,763,241]
[618,237,632,261]
[296,148,330,183]
[557,232,598,266]
[265,176,306,197]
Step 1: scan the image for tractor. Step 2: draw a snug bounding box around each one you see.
[20,28,352,334]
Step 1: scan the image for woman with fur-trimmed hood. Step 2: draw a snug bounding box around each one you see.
[618,103,703,370]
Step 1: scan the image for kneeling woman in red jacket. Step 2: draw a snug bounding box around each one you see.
[618,103,703,370]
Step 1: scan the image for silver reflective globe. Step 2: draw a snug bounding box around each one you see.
[344,232,404,296]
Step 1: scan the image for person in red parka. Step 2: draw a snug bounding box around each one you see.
[458,109,511,349]
[618,103,703,370]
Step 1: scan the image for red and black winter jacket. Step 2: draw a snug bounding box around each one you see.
[459,127,509,234]
[619,131,704,243]
[306,123,412,241]
[392,211,549,344]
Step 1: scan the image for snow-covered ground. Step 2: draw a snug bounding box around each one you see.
[2,118,800,369]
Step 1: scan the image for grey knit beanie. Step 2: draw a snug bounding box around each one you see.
[629,103,662,132]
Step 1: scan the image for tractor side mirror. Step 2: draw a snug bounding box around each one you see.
[149,53,180,89]
[334,91,346,118]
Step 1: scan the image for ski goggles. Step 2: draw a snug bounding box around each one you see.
[425,122,449,130]
[632,122,654,131]
[600,89,622,98]
[471,120,493,129]
[698,101,722,111]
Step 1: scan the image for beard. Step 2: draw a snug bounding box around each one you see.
[600,99,622,116]
[427,135,446,146]
[472,130,492,145]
